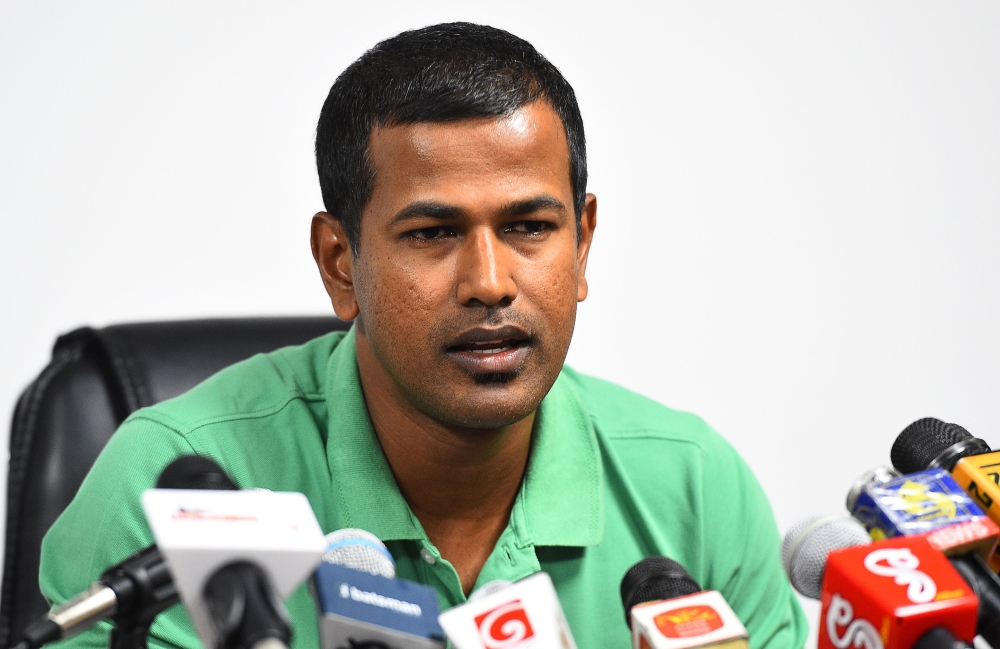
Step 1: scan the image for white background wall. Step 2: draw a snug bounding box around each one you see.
[3,2,1000,645]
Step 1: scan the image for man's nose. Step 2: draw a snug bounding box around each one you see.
[455,227,518,307]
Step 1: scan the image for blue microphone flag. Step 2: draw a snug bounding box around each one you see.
[852,468,988,539]
[314,562,444,644]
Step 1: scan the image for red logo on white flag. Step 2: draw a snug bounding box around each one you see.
[474,599,535,648]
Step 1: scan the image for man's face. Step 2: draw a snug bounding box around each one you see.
[317,101,596,429]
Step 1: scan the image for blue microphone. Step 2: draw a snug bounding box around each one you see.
[313,530,444,649]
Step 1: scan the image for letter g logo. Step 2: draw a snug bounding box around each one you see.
[863,548,937,603]
[474,599,535,649]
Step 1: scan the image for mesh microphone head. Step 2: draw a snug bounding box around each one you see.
[156,455,238,490]
[322,529,396,578]
[620,557,701,628]
[890,417,984,474]
[781,514,871,599]
[469,580,513,602]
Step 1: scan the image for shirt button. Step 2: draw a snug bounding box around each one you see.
[420,548,437,565]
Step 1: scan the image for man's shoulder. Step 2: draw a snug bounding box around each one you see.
[557,366,733,457]
[133,330,347,435]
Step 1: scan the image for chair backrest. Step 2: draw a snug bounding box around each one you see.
[1,317,350,648]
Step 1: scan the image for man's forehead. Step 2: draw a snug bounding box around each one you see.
[368,102,570,181]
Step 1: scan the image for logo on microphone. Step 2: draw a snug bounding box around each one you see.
[889,480,956,521]
[924,518,993,551]
[863,547,936,603]
[170,507,257,522]
[334,581,422,617]
[826,594,883,649]
[474,599,535,648]
[652,605,723,638]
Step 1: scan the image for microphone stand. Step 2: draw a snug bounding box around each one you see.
[102,547,179,649]
[106,583,176,649]
[109,623,154,649]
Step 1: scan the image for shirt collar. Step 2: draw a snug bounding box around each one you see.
[517,374,604,546]
[324,328,604,547]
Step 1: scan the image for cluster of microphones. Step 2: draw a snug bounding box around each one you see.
[12,455,754,649]
[782,417,1000,649]
[25,415,1000,649]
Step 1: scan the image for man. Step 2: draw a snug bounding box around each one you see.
[40,23,807,649]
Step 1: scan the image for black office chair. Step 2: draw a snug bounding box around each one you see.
[0,317,350,648]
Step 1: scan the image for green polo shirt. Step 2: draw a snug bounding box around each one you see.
[39,328,806,649]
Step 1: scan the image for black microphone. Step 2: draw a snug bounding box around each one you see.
[14,456,237,649]
[946,552,1000,649]
[912,627,975,649]
[619,556,699,629]
[884,419,1000,647]
[148,462,296,649]
[203,562,290,649]
[619,557,749,649]
[890,417,990,474]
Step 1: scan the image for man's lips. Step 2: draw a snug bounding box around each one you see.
[445,326,532,375]
[461,339,521,354]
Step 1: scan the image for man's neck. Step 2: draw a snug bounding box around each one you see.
[354,331,534,595]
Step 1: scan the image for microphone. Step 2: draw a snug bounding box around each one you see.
[313,528,444,649]
[818,535,978,649]
[912,627,975,649]
[437,572,578,649]
[619,557,748,649]
[781,514,872,599]
[203,562,290,649]
[783,516,983,649]
[321,528,396,578]
[890,418,990,475]
[857,420,1000,646]
[849,466,999,559]
[142,468,327,649]
[943,552,1000,649]
[891,417,1000,565]
[847,470,1000,647]
[14,456,237,649]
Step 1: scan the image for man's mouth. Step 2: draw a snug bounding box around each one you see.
[445,327,532,377]
[461,339,521,354]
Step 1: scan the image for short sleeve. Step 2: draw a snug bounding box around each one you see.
[698,424,809,649]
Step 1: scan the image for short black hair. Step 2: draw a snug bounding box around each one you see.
[315,22,587,253]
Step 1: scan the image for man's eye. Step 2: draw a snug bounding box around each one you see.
[407,226,454,240]
[507,221,549,236]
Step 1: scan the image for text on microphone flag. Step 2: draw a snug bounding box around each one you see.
[817,535,977,649]
[652,605,724,639]
[629,591,748,649]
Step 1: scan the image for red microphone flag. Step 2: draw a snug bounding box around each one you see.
[818,535,977,649]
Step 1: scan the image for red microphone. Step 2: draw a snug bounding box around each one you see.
[819,535,978,649]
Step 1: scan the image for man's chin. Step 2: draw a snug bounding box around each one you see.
[388,351,561,430]
[411,383,542,430]
[438,408,536,430]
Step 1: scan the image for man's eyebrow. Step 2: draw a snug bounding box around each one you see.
[499,195,567,218]
[390,201,466,224]
[389,195,567,224]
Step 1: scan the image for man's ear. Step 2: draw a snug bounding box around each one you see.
[311,212,360,321]
[576,193,598,302]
